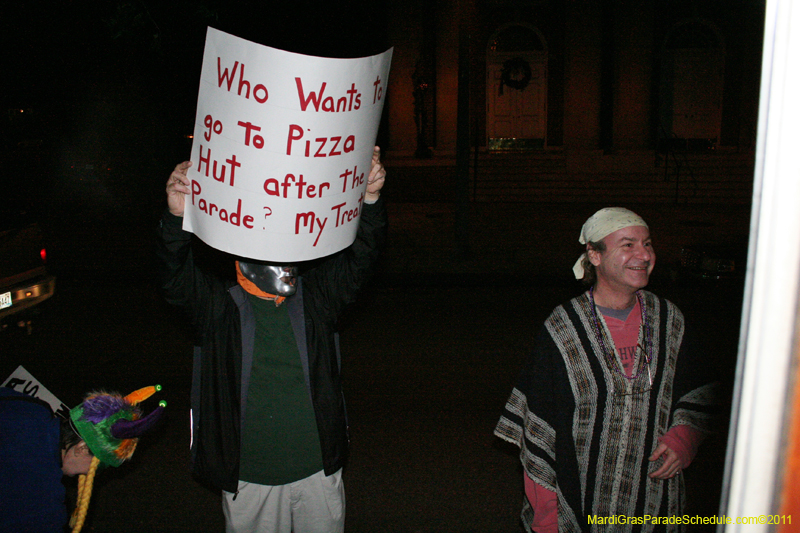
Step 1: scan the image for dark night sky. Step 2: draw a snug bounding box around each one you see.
[3,0,389,109]
[1,0,388,211]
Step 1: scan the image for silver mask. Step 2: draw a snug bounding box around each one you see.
[238,262,298,296]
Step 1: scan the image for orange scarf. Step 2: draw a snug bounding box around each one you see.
[235,261,286,306]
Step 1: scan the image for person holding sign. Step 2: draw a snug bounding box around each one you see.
[0,385,165,533]
[156,148,387,533]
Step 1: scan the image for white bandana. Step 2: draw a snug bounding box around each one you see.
[572,207,648,279]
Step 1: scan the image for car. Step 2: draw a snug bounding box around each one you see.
[677,244,747,282]
[0,207,56,333]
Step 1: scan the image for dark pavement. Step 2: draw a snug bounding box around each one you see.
[1,191,748,532]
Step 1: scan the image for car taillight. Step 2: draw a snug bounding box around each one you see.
[40,248,47,263]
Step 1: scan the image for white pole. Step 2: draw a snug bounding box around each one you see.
[721,0,800,530]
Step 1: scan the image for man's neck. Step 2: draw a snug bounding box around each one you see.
[591,284,637,310]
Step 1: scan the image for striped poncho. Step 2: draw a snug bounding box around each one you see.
[495,290,717,532]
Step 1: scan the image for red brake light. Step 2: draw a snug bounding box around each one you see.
[40,248,47,263]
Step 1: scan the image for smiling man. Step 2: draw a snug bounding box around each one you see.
[495,207,718,532]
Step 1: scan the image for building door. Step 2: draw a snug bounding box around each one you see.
[660,21,725,150]
[670,48,724,140]
[486,24,548,150]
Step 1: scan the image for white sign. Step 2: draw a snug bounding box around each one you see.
[2,365,70,420]
[185,27,393,262]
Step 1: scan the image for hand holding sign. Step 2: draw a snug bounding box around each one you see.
[366,147,386,202]
[182,27,393,263]
[167,161,192,217]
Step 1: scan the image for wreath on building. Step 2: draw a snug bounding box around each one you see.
[500,57,532,93]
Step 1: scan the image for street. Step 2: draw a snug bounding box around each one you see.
[0,197,744,532]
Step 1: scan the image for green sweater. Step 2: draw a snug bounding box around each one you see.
[239,294,323,485]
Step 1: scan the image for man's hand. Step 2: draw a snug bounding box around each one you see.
[365,146,386,202]
[648,442,685,480]
[167,161,192,217]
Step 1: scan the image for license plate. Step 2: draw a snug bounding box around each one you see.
[0,291,11,310]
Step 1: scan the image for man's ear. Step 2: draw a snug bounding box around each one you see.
[587,245,602,266]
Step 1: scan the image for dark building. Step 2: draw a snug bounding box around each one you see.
[382,0,764,205]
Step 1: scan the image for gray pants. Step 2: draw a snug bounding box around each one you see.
[223,469,345,533]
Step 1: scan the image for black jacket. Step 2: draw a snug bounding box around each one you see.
[156,199,387,492]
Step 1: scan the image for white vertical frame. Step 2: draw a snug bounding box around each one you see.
[721,0,800,530]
